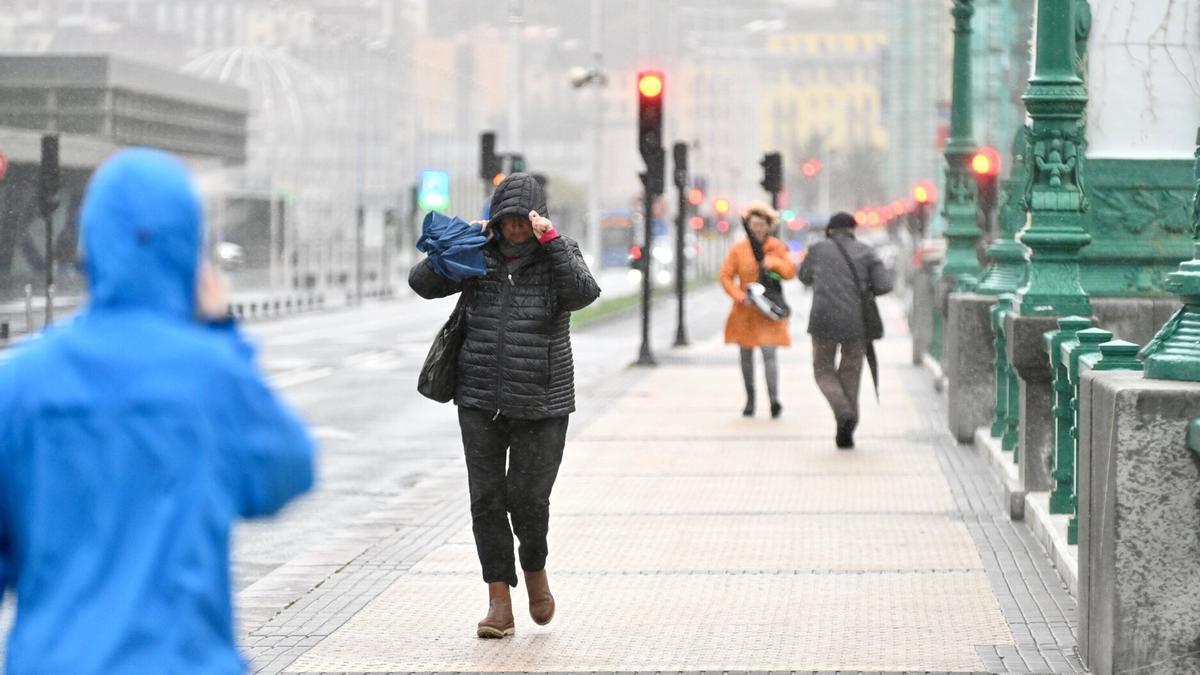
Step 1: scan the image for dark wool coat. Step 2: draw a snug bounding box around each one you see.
[409,174,600,419]
[798,230,893,341]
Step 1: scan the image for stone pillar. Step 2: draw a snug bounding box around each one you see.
[945,292,997,442]
[1076,371,1200,675]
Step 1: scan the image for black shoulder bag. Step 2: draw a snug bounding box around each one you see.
[744,224,790,320]
[831,236,882,399]
[417,288,470,403]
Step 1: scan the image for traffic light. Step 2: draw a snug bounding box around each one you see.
[759,152,782,194]
[637,70,665,195]
[672,142,688,191]
[801,158,821,178]
[628,244,648,271]
[509,153,527,173]
[713,197,730,217]
[913,180,938,205]
[688,188,704,206]
[971,146,1000,219]
[38,134,60,218]
[479,131,500,181]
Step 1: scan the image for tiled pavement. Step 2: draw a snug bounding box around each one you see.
[245,333,1085,674]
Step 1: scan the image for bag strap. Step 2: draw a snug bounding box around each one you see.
[831,235,869,297]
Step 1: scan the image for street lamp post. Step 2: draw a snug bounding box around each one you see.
[939,0,982,287]
[1013,0,1090,318]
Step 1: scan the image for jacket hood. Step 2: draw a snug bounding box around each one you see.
[80,148,202,318]
[487,173,548,233]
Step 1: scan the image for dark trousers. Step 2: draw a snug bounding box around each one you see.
[812,337,865,423]
[457,407,569,587]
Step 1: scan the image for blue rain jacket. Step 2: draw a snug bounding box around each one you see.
[0,149,316,674]
[415,211,488,281]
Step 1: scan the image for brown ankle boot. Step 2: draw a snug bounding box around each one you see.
[476,581,515,639]
[524,569,555,625]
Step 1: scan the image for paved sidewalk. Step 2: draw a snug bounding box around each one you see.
[258,332,1083,674]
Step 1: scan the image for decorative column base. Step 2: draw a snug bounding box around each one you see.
[1142,243,1200,380]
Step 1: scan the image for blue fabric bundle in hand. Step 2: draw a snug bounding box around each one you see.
[416,211,488,281]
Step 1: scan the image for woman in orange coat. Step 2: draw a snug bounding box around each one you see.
[719,201,797,418]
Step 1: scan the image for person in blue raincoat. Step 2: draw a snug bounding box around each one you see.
[0,148,316,674]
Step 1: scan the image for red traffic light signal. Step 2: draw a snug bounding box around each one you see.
[971,146,1001,177]
[638,71,664,98]
[688,188,704,206]
[913,181,938,205]
[801,159,821,178]
[689,215,705,230]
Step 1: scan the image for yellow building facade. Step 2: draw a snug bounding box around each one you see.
[761,30,889,153]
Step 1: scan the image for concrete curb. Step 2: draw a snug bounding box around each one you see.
[1024,490,1079,597]
[975,427,1025,520]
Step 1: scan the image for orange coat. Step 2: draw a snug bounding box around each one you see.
[720,237,797,347]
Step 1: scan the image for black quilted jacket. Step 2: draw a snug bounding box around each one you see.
[409,174,601,419]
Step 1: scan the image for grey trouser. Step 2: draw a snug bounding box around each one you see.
[812,337,865,423]
[739,346,780,402]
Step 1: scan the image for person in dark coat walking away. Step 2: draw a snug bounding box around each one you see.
[409,173,600,639]
[798,211,893,449]
[0,148,316,675]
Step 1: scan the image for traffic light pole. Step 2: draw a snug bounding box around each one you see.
[638,172,657,366]
[673,142,689,348]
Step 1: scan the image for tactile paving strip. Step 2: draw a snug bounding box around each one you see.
[558,439,943,477]
[409,513,985,575]
[548,474,955,515]
[286,572,1012,672]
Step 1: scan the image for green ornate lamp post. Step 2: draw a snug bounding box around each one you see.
[939,0,982,286]
[1013,0,1091,318]
[1141,129,1200,381]
[976,129,1030,295]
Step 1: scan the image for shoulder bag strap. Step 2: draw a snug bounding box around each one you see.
[830,235,869,296]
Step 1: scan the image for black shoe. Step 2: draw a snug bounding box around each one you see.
[770,401,782,419]
[836,419,855,449]
[743,399,755,417]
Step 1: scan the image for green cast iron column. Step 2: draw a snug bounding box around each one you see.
[939,0,982,285]
[976,129,1030,294]
[1141,129,1200,380]
[1013,0,1091,317]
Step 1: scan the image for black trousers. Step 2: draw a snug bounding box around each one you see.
[457,407,569,587]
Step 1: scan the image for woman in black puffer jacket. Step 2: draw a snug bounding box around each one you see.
[409,173,600,639]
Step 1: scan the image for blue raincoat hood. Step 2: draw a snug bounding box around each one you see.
[81,148,202,318]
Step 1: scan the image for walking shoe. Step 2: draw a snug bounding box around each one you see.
[770,401,783,419]
[835,419,855,449]
[477,581,516,638]
[743,398,755,417]
[524,569,556,625]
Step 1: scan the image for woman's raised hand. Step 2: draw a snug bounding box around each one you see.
[529,211,553,237]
